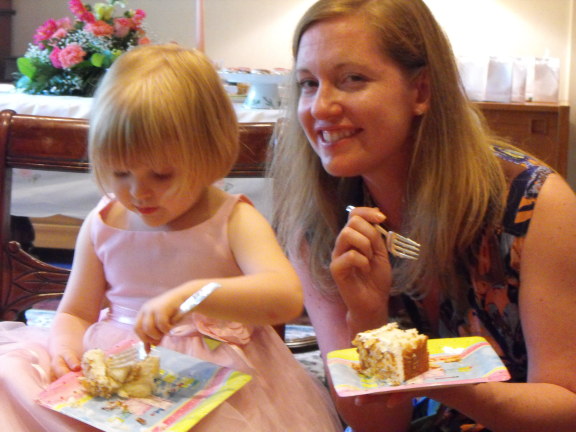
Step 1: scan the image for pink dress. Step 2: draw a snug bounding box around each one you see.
[0,194,342,431]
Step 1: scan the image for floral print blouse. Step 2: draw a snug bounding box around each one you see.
[396,146,554,432]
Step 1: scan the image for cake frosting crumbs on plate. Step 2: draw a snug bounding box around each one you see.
[79,348,160,398]
[352,322,429,385]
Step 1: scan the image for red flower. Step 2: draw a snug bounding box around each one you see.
[138,36,151,45]
[85,20,114,37]
[113,17,131,38]
[68,0,95,23]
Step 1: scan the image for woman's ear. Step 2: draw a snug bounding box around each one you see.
[412,68,430,116]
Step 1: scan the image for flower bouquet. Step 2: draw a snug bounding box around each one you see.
[15,0,150,96]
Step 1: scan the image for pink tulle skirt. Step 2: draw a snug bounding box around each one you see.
[0,314,342,432]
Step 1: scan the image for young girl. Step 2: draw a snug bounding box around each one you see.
[0,44,341,431]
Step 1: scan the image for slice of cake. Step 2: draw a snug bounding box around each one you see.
[352,322,429,385]
[80,348,160,398]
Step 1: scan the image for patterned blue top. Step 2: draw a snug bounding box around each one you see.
[396,146,554,431]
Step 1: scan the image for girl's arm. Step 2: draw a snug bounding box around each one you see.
[216,200,303,323]
[419,173,576,432]
[49,215,107,379]
[135,202,303,344]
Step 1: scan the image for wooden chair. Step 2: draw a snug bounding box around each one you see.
[0,109,274,322]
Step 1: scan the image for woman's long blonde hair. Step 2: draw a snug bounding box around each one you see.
[270,0,508,300]
[89,44,239,193]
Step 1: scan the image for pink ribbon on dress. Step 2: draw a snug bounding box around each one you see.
[170,314,253,346]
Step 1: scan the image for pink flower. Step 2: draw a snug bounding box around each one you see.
[51,28,68,40]
[33,19,58,45]
[132,9,146,25]
[68,0,95,23]
[58,43,86,68]
[34,17,74,46]
[113,17,131,38]
[56,17,72,31]
[49,46,63,68]
[85,20,114,37]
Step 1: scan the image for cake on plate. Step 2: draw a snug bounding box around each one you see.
[79,348,160,398]
[352,322,429,385]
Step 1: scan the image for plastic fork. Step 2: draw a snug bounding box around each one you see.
[107,341,149,369]
[345,205,420,260]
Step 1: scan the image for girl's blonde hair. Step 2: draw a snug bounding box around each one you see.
[270,0,508,301]
[89,43,239,192]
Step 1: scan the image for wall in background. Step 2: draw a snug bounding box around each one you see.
[425,0,572,101]
[11,0,317,69]
[10,0,576,184]
[11,1,572,82]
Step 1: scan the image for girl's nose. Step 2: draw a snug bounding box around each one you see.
[310,85,343,120]
[130,179,152,200]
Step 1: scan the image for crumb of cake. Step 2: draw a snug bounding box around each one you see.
[352,322,429,385]
[79,348,160,399]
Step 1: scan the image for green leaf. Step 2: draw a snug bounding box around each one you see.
[17,57,37,79]
[90,53,105,68]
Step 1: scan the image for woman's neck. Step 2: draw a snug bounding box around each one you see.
[362,170,408,231]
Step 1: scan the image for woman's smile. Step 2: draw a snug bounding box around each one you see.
[318,127,360,145]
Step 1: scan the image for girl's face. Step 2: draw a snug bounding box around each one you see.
[295,15,428,179]
[107,162,199,229]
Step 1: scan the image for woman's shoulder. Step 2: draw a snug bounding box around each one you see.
[492,145,554,236]
[492,145,554,182]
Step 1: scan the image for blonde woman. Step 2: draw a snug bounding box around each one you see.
[0,44,341,431]
[270,1,576,431]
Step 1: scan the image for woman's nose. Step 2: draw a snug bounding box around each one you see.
[310,85,343,120]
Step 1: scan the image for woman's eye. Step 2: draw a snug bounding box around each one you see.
[297,78,318,92]
[342,74,368,87]
[112,171,129,178]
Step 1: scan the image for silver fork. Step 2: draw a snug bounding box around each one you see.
[345,205,420,260]
[107,341,149,369]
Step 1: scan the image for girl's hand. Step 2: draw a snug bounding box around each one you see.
[50,349,81,380]
[330,206,392,333]
[135,291,183,346]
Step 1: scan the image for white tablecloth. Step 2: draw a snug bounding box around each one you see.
[0,90,282,123]
[1,89,278,220]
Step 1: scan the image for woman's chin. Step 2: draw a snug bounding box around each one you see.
[321,160,361,178]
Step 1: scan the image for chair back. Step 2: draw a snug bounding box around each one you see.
[0,109,273,320]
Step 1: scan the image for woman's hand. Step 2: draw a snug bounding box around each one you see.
[330,206,392,334]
